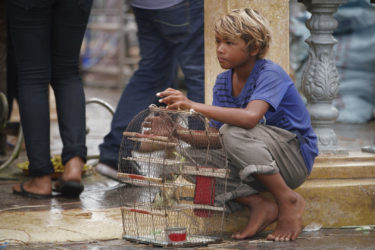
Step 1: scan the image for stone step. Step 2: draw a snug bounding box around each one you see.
[309,152,375,179]
[224,153,375,233]
[314,152,375,163]
[298,178,375,227]
[224,177,375,232]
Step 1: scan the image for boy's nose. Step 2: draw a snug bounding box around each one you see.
[216,44,224,54]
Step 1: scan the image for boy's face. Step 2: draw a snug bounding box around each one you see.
[215,33,254,70]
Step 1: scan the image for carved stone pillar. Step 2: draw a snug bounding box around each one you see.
[298,0,346,153]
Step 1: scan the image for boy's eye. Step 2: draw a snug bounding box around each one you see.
[226,41,233,45]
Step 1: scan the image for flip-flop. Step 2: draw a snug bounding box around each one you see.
[13,182,52,199]
[53,178,84,198]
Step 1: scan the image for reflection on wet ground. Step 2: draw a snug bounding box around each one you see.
[1,86,375,249]
[0,169,122,212]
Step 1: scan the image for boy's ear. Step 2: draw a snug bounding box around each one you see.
[249,46,259,57]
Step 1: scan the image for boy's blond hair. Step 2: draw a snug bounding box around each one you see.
[214,8,271,59]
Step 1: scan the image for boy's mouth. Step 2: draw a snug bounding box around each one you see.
[217,57,226,63]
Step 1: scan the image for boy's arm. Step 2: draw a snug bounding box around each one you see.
[141,115,221,150]
[157,88,269,129]
[174,126,221,148]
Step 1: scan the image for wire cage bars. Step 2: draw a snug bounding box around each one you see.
[118,105,229,247]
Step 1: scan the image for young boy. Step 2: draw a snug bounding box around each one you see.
[152,8,319,241]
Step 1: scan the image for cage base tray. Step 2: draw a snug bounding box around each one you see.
[123,234,221,247]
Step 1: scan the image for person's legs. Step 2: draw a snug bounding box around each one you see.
[220,124,308,241]
[50,0,91,185]
[166,0,205,131]
[232,194,278,239]
[175,0,204,104]
[255,173,305,241]
[99,7,176,169]
[7,0,53,195]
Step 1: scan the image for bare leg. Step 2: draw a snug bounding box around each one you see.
[232,194,278,240]
[61,156,84,182]
[12,175,52,195]
[256,173,305,241]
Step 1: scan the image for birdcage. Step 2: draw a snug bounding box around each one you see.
[118,105,229,247]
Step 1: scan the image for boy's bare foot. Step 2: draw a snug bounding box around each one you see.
[12,175,52,195]
[267,191,305,241]
[232,194,278,240]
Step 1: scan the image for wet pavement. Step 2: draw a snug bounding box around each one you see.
[2,229,375,249]
[1,85,375,249]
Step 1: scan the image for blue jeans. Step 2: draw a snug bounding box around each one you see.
[99,0,204,169]
[7,0,91,176]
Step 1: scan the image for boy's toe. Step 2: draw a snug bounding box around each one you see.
[232,232,244,240]
[280,233,290,241]
[266,233,276,241]
[281,236,290,241]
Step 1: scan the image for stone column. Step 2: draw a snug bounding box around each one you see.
[298,0,346,153]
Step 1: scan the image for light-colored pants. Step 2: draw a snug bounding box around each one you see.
[216,124,308,212]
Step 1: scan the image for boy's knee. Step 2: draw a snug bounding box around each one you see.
[220,125,272,162]
[219,124,260,146]
[219,124,243,148]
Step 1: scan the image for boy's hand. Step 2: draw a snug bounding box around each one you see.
[157,88,194,110]
[139,115,177,152]
[142,115,175,138]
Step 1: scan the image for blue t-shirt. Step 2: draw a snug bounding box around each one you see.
[210,59,319,173]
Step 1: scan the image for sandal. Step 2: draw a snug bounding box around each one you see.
[54,178,84,198]
[13,182,52,199]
